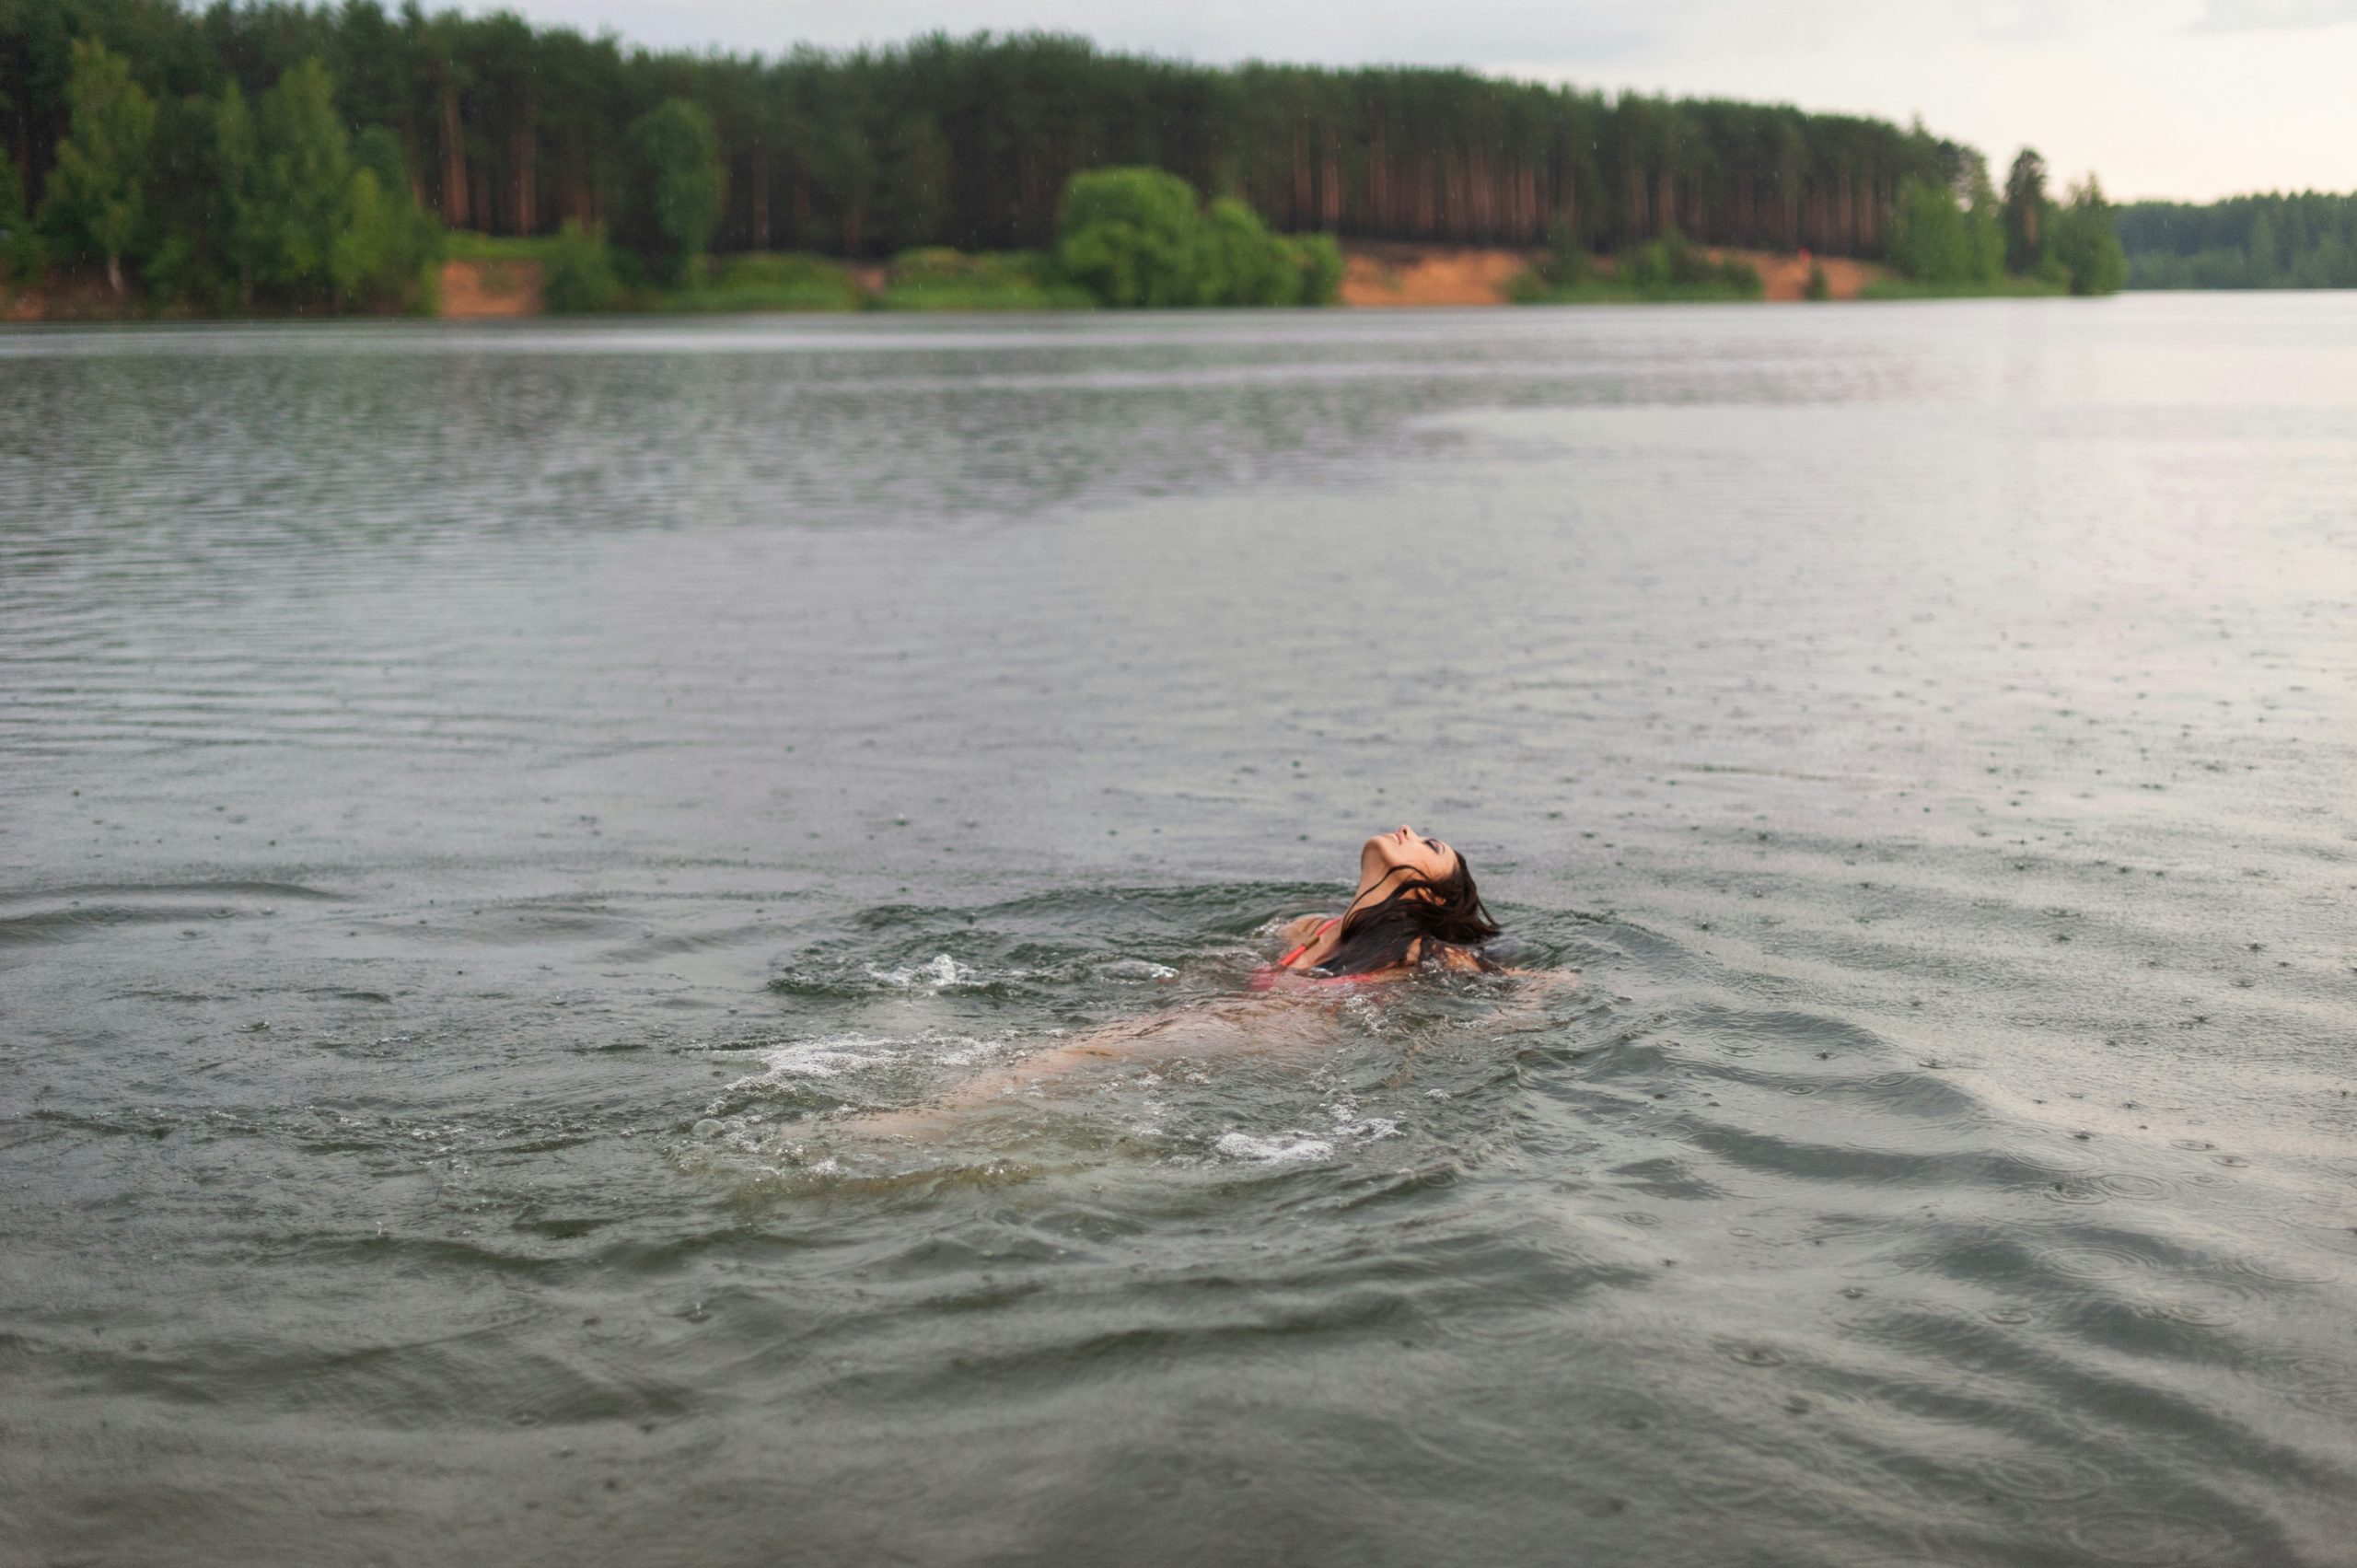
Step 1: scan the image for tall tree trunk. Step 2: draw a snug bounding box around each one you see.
[751,146,771,249]
[106,251,122,296]
[1301,124,1319,229]
[514,103,535,235]
[440,83,468,226]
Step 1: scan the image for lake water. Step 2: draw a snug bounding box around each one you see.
[3,297,2353,1566]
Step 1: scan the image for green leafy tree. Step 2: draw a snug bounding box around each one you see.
[254,59,354,302]
[211,84,264,306]
[628,99,724,284]
[2048,176,2125,296]
[42,40,155,294]
[1887,178,1972,283]
[1887,175,2003,285]
[1056,166,1204,308]
[2003,147,2049,276]
[332,125,438,308]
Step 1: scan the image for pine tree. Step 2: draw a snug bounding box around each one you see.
[2003,147,2049,277]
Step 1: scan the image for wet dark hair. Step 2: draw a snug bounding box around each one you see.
[1313,853,1504,978]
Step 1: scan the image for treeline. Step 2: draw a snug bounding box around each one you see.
[1883,149,2122,296]
[2115,191,2357,289]
[4,0,1985,272]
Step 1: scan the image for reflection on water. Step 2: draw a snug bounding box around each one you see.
[4,298,2355,1566]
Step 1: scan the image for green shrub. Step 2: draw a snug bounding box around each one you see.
[1514,226,1761,305]
[1287,232,1344,305]
[1054,167,1341,308]
[540,219,625,313]
[1056,166,1205,308]
[1617,226,1762,296]
[1198,197,1297,305]
[338,126,440,309]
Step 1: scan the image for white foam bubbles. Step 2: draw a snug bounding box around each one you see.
[724,1035,889,1085]
[865,953,984,989]
[708,1030,1003,1094]
[1099,958,1178,982]
[1214,1132,1336,1165]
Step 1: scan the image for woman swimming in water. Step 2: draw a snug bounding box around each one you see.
[1253,822,1504,986]
[849,826,1566,1140]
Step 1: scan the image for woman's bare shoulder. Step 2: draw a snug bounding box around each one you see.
[1279,912,1336,947]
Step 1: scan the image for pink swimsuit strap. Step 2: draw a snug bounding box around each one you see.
[1275,916,1341,969]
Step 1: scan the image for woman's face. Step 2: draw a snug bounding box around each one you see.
[1360,824,1460,889]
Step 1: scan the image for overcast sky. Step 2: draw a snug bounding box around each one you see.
[480,0,2352,203]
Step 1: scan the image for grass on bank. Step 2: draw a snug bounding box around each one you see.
[1510,226,1765,306]
[659,251,868,312]
[873,248,1094,311]
[1510,277,1765,305]
[1855,275,2070,300]
[440,232,568,263]
[523,232,1195,315]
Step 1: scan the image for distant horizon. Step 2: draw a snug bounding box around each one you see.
[450,0,2357,206]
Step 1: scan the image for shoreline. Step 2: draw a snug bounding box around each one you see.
[2,241,1905,323]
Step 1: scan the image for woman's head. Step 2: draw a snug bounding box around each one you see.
[1359,824,1460,889]
[1318,825,1503,978]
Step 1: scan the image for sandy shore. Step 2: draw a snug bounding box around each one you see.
[1340,242,1890,306]
[2,245,1889,320]
[1732,250,1889,301]
[437,259,542,318]
[1340,243,1542,307]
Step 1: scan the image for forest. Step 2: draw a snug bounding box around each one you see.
[1,0,2124,312]
[2115,191,2357,289]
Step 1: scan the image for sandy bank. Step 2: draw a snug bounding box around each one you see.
[1728,250,1890,301]
[5,245,1891,321]
[1338,242,1891,306]
[1341,243,1540,307]
[438,259,542,318]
